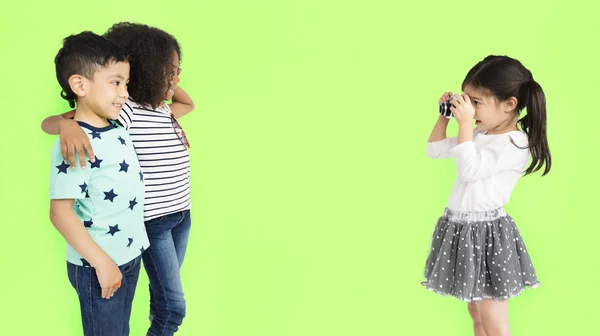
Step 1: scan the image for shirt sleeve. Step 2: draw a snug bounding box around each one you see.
[426,136,458,159]
[450,135,530,182]
[49,140,92,199]
[118,102,135,130]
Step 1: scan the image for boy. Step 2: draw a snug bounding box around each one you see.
[49,31,149,335]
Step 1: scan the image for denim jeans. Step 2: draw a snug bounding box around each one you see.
[143,210,191,336]
[67,255,142,336]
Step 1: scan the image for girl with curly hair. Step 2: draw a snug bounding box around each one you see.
[42,22,195,336]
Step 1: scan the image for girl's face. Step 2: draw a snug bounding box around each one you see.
[463,84,518,134]
[165,49,181,102]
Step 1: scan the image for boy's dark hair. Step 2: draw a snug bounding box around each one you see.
[462,55,552,176]
[55,31,129,108]
[104,22,182,109]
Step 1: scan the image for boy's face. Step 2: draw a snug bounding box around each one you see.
[80,61,130,120]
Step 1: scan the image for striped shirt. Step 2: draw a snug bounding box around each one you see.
[118,98,191,221]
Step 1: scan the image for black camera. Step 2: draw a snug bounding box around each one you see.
[439,95,456,118]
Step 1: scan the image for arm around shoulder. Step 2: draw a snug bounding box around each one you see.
[41,110,75,135]
[43,109,95,169]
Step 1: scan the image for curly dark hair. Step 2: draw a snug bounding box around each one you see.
[103,22,182,109]
[55,31,129,108]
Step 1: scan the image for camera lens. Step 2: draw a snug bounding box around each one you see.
[439,101,453,118]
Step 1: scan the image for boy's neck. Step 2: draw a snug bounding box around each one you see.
[73,104,110,128]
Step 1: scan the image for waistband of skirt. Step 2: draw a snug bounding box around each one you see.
[442,207,507,222]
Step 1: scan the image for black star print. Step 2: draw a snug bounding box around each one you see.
[81,258,91,267]
[118,136,127,145]
[79,182,88,193]
[107,224,121,236]
[119,160,129,173]
[89,156,103,169]
[139,171,144,181]
[89,130,101,139]
[128,197,138,210]
[127,238,134,248]
[104,189,118,202]
[56,161,70,174]
[83,219,93,228]
[85,190,90,198]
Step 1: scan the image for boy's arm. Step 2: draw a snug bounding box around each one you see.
[169,87,195,119]
[41,110,95,169]
[49,200,122,299]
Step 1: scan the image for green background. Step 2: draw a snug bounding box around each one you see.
[1,0,598,334]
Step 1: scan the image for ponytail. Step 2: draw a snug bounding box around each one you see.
[518,80,551,176]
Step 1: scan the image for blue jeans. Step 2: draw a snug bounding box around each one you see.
[143,210,191,336]
[67,255,142,336]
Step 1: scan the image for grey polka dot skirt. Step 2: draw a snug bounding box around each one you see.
[421,207,540,302]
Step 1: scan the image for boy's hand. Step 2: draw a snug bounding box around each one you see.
[450,93,475,125]
[59,119,95,169]
[95,262,123,299]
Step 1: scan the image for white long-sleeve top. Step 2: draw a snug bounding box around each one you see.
[427,128,531,212]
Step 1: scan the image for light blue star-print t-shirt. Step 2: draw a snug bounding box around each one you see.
[49,121,150,267]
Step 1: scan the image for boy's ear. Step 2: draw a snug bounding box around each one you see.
[68,75,86,98]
